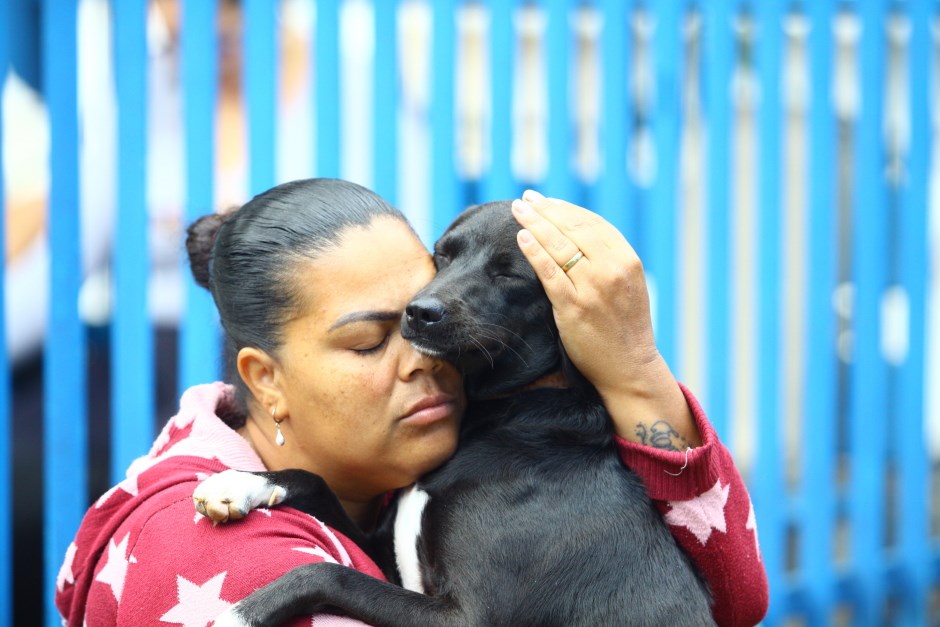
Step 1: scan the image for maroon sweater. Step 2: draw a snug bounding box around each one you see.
[56,382,768,626]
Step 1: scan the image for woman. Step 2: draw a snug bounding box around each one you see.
[55,179,767,626]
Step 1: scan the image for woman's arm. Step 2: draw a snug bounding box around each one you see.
[617,384,769,626]
[511,191,768,625]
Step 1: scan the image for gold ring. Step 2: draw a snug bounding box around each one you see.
[561,250,584,273]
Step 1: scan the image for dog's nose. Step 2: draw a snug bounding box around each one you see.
[405,297,446,330]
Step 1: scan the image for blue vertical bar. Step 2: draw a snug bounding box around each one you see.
[897,1,930,622]
[316,0,341,178]
[373,0,398,204]
[111,0,154,482]
[484,0,515,202]
[42,1,85,623]
[702,0,733,438]
[180,0,221,391]
[848,1,888,621]
[431,0,458,238]
[802,1,838,623]
[245,0,278,196]
[752,0,786,622]
[646,0,681,368]
[0,3,11,624]
[597,0,631,235]
[544,0,573,201]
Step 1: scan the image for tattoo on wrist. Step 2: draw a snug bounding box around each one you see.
[634,421,688,452]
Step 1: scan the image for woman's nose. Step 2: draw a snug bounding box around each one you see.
[398,342,444,379]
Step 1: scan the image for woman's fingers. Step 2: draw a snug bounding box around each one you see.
[519,189,632,260]
[515,226,582,304]
[511,198,584,276]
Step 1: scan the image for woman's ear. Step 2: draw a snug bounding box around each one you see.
[237,347,283,415]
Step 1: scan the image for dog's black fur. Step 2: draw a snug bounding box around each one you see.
[222,201,714,626]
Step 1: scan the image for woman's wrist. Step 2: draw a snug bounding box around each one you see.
[596,356,703,450]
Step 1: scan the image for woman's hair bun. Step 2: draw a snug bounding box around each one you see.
[186,211,231,290]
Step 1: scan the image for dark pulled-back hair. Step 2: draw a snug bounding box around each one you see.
[186,178,409,426]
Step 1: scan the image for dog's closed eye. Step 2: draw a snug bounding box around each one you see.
[488,254,526,281]
[490,270,522,282]
[433,252,451,270]
[433,236,467,270]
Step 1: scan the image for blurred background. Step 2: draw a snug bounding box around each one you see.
[2,0,937,625]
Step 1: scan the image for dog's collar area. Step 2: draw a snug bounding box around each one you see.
[480,371,569,400]
[519,371,569,393]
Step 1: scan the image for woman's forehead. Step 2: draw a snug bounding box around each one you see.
[293,218,435,322]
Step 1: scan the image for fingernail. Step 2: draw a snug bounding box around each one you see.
[517,229,534,244]
[512,199,532,216]
[522,189,545,202]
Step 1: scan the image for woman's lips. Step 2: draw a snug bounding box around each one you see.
[400,395,457,426]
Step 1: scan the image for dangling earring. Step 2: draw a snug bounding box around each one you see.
[272,404,285,446]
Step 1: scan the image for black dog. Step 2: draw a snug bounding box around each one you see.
[206,201,714,626]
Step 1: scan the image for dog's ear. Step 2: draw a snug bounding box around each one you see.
[557,338,590,391]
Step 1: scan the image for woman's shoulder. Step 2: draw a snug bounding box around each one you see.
[112,453,383,577]
[132,489,380,570]
[88,486,385,625]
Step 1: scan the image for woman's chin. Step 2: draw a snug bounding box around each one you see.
[399,439,459,486]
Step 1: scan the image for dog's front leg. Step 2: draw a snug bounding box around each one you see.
[193,469,287,523]
[214,562,457,627]
[194,469,404,580]
[193,469,369,546]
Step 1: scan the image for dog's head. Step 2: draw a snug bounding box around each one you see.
[402,201,577,399]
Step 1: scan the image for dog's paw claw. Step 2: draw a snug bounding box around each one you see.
[193,470,286,524]
[267,486,286,507]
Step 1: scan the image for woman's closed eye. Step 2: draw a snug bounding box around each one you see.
[351,333,390,355]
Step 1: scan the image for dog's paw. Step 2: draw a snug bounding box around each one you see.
[193,470,287,524]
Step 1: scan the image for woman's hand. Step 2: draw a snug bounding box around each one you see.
[511,190,701,449]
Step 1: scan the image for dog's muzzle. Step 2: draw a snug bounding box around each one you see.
[404,296,447,333]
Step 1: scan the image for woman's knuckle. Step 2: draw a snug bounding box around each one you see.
[568,214,601,232]
[542,259,562,280]
[604,263,638,290]
[550,237,570,254]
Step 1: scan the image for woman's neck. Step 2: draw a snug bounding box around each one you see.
[340,497,382,532]
[236,419,381,531]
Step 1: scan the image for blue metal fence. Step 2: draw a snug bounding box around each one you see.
[180,0,222,396]
[40,2,86,624]
[1,0,937,624]
[0,7,9,627]
[900,0,933,619]
[111,0,152,496]
[799,1,840,622]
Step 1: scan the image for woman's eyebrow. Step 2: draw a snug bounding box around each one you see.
[328,310,401,332]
